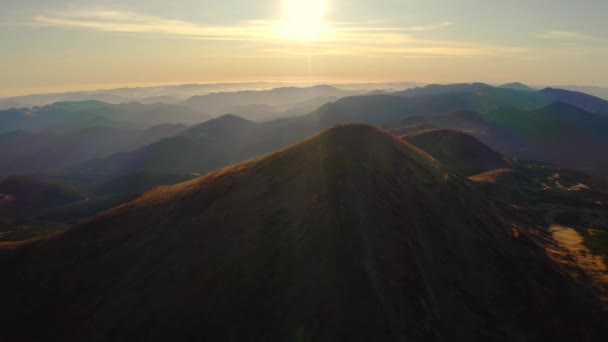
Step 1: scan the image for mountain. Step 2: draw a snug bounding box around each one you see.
[383,110,492,136]
[47,94,487,178]
[499,82,537,92]
[384,103,608,175]
[393,83,553,109]
[71,115,264,178]
[0,124,188,177]
[402,129,510,176]
[65,84,608,180]
[182,85,356,120]
[394,83,608,115]
[0,101,208,134]
[480,102,608,173]
[549,85,608,101]
[0,82,298,110]
[181,113,258,138]
[0,124,604,341]
[541,88,608,115]
[393,82,493,97]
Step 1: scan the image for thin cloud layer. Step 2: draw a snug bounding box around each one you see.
[29,8,527,59]
[537,30,597,41]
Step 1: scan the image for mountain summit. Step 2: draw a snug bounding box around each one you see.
[0,124,605,341]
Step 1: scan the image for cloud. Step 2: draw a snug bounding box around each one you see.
[31,9,274,41]
[401,21,453,31]
[30,8,452,42]
[28,8,528,59]
[537,30,597,41]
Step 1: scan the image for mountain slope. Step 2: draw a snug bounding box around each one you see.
[481,102,608,173]
[0,125,605,341]
[402,129,510,176]
[0,124,188,176]
[541,88,608,115]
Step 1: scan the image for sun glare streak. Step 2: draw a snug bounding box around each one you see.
[279,0,327,41]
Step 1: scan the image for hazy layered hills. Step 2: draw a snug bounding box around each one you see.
[394,83,608,115]
[0,82,295,110]
[0,100,209,134]
[0,124,187,177]
[384,102,608,174]
[1,124,605,341]
[69,84,608,178]
[0,85,360,135]
[182,85,358,120]
[540,87,608,115]
[0,82,425,110]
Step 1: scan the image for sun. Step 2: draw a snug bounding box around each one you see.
[280,0,327,41]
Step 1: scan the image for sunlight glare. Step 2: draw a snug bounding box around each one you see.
[280,0,327,40]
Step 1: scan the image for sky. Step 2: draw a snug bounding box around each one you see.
[1,0,608,97]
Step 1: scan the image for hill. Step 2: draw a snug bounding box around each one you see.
[402,129,510,176]
[480,102,608,173]
[499,82,537,92]
[65,85,608,179]
[384,104,608,175]
[182,85,356,120]
[394,83,608,115]
[393,82,493,97]
[0,101,208,134]
[0,125,605,341]
[540,88,608,115]
[0,124,188,177]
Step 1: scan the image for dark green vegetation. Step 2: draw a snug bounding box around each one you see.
[1,125,606,341]
[0,172,196,241]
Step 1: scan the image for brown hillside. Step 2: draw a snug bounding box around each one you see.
[0,124,605,342]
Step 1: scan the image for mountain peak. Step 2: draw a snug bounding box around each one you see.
[499,82,537,91]
[181,114,256,138]
[402,128,510,176]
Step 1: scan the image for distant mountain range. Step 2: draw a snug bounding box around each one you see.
[182,85,359,120]
[0,100,208,134]
[0,124,188,176]
[0,82,423,110]
[59,83,608,180]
